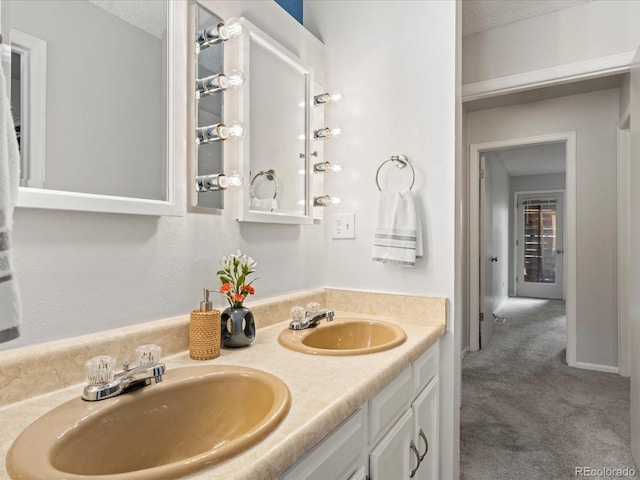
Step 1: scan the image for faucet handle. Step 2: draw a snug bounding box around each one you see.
[290,306,306,322]
[85,355,116,385]
[136,344,162,366]
[306,302,320,314]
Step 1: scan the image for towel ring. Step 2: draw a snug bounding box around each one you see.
[375,155,415,191]
[250,169,279,200]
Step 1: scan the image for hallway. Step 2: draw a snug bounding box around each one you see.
[460,298,635,479]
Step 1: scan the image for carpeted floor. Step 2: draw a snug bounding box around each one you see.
[460,297,636,480]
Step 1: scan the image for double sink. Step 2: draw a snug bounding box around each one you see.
[6,315,406,479]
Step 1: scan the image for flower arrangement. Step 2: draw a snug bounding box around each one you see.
[217,250,257,308]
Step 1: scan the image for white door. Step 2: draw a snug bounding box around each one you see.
[479,155,494,348]
[516,192,564,299]
[479,155,493,348]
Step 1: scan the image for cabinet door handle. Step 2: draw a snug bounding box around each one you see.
[409,440,421,478]
[418,427,429,462]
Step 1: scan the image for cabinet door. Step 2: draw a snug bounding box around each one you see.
[370,410,418,480]
[280,409,365,480]
[412,377,439,480]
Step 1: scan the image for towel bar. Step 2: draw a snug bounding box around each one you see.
[375,155,415,191]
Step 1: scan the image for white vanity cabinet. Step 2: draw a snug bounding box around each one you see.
[279,341,439,480]
[369,342,439,480]
[280,408,365,480]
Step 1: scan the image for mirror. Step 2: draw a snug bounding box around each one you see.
[2,0,186,215]
[233,19,314,224]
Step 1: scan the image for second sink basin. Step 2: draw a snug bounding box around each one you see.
[6,365,291,479]
[278,315,406,355]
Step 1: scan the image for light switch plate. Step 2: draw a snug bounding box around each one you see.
[332,213,355,239]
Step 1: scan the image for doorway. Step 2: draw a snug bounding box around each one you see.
[469,132,577,366]
[515,191,565,300]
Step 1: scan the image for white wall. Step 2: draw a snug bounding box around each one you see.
[508,173,566,294]
[304,1,458,476]
[4,0,328,350]
[304,1,456,300]
[484,154,510,315]
[463,0,640,85]
[467,88,620,369]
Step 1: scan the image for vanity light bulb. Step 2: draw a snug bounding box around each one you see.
[313,195,341,207]
[224,17,245,40]
[226,121,246,140]
[314,126,342,140]
[221,170,244,189]
[196,74,229,96]
[196,124,228,144]
[225,70,246,90]
[314,161,343,173]
[314,92,343,105]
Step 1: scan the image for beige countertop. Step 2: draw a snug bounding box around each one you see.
[0,290,446,480]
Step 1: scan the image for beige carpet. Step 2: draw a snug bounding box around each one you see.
[460,297,636,480]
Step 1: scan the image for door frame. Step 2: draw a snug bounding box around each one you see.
[469,132,577,368]
[513,189,566,299]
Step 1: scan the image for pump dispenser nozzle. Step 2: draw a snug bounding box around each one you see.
[200,288,214,312]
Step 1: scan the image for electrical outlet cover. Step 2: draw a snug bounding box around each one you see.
[332,213,355,239]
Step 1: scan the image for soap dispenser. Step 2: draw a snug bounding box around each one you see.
[189,289,221,360]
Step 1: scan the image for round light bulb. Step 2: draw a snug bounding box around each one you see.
[225,70,246,90]
[226,121,246,140]
[218,171,244,190]
[224,17,245,40]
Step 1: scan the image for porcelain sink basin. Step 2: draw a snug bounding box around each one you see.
[6,365,291,479]
[278,316,407,355]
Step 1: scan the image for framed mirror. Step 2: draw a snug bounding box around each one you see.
[1,0,186,216]
[233,18,313,224]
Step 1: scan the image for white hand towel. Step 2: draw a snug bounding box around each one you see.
[250,197,278,212]
[0,62,22,343]
[372,190,423,266]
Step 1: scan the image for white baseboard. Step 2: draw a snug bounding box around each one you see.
[461,346,470,360]
[573,361,619,374]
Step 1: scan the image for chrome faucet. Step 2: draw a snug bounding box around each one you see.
[82,345,165,401]
[289,305,335,330]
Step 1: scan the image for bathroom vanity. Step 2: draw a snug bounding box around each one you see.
[0,289,445,479]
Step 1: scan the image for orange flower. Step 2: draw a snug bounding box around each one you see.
[232,293,245,302]
[220,283,233,293]
[242,285,255,295]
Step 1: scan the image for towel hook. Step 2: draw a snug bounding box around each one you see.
[375,154,415,191]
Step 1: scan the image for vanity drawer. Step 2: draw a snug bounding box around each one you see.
[368,366,413,446]
[280,408,365,480]
[413,341,439,395]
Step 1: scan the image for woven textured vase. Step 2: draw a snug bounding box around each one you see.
[189,309,221,360]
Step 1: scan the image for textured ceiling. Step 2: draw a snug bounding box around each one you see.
[462,0,592,36]
[89,0,166,38]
